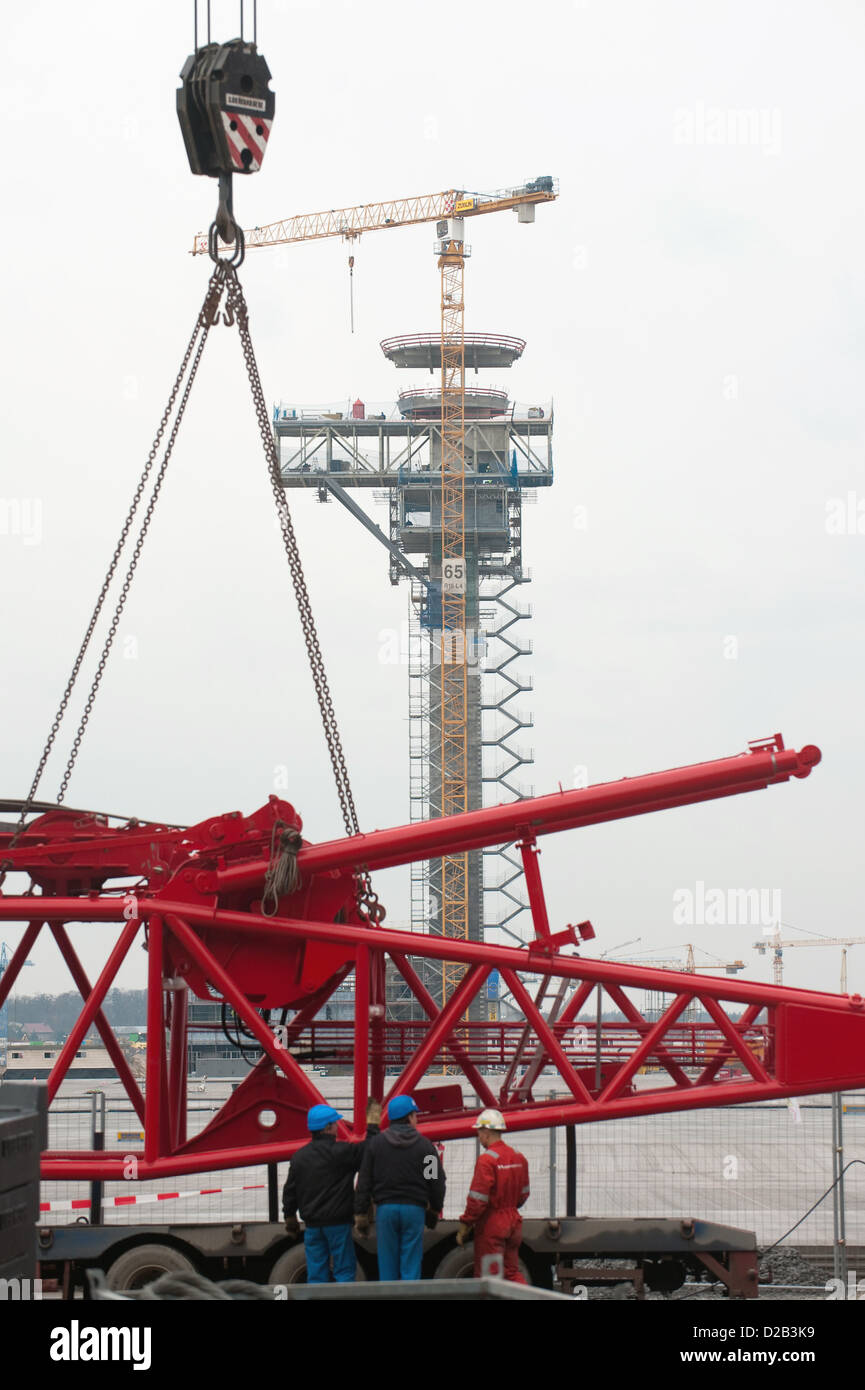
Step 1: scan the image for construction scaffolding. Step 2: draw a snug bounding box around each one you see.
[276,347,553,1017]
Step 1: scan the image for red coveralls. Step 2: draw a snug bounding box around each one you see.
[459,1139,530,1283]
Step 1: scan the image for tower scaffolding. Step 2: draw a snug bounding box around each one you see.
[275,353,553,1017]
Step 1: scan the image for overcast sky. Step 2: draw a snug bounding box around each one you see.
[1,0,863,1002]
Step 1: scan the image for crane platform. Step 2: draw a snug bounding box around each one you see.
[272,411,553,488]
[381,332,526,372]
[398,386,510,419]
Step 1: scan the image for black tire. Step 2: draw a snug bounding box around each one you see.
[433,1243,532,1284]
[106,1242,195,1292]
[268,1242,367,1286]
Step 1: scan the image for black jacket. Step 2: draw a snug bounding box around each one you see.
[283,1127,379,1228]
[355,1122,446,1213]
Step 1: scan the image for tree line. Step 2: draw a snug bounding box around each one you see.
[5,989,148,1038]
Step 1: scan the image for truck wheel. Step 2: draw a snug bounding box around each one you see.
[106,1243,195,1292]
[268,1243,367,1285]
[433,1245,532,1284]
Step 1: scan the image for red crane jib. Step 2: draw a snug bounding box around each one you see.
[2,735,855,1184]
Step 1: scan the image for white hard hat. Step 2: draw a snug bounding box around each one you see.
[472,1108,506,1132]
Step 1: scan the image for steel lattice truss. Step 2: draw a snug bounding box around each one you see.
[2,735,859,1183]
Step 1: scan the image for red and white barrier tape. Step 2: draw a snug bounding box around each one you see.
[40,1182,265,1213]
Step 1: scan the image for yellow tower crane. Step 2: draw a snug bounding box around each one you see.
[194,178,558,1002]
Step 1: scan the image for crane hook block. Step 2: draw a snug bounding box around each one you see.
[177,39,275,179]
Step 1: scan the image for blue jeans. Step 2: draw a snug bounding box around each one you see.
[303,1223,357,1283]
[375,1203,425,1281]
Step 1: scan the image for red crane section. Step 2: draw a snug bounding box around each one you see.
[1,735,851,1185]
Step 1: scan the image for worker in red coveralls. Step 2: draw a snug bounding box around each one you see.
[455,1108,530,1282]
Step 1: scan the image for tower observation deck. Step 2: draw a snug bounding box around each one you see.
[274,331,553,1019]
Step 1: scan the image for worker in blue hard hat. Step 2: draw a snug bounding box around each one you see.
[282,1098,381,1284]
[353,1094,445,1281]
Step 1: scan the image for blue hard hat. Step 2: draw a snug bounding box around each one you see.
[388,1095,419,1122]
[307,1104,342,1132]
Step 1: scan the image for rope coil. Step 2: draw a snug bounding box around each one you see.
[261,820,303,916]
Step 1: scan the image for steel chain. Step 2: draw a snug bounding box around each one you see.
[56,271,226,802]
[0,266,227,886]
[223,267,383,922]
[2,258,380,922]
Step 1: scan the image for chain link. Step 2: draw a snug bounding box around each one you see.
[56,273,226,802]
[2,259,380,922]
[223,268,382,921]
[0,266,227,886]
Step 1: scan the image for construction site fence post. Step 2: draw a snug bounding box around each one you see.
[831,1092,847,1287]
[547,1093,557,1217]
[565,1124,576,1216]
[89,1090,105,1225]
[267,1162,279,1223]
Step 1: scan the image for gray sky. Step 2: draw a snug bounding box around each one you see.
[1,0,863,1000]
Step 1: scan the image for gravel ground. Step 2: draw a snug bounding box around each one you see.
[561,1246,831,1300]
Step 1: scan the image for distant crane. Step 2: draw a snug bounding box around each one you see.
[606,944,746,1022]
[191,180,558,256]
[606,942,746,974]
[755,928,865,990]
[0,940,35,1069]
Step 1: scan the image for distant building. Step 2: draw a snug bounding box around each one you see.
[1,1042,116,1080]
[187,986,356,1078]
[21,1023,54,1042]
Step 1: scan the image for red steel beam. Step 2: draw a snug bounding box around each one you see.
[144,916,167,1164]
[555,979,598,1028]
[699,995,771,1084]
[695,1002,764,1086]
[500,968,596,1106]
[387,950,498,1108]
[167,985,188,1149]
[598,993,695,1103]
[210,742,821,890]
[49,923,146,1123]
[0,921,41,1006]
[519,838,550,938]
[3,893,861,1021]
[163,913,331,1120]
[46,918,139,1102]
[369,950,387,1104]
[602,981,694,1088]
[353,945,370,1133]
[383,964,489,1102]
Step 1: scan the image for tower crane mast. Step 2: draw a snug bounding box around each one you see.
[195,176,559,1006]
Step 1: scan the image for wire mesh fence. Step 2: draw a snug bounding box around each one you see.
[42,1090,271,1225]
[39,1081,865,1256]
